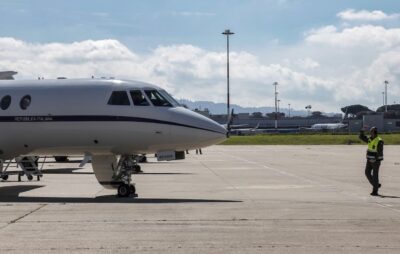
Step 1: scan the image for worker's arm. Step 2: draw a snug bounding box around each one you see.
[359,130,369,143]
[377,140,384,161]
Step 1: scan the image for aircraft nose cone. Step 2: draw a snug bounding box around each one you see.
[203,120,228,143]
[189,112,227,145]
[169,107,227,148]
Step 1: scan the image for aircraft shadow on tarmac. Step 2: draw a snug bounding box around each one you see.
[40,168,92,175]
[40,169,191,176]
[41,159,83,164]
[0,185,242,204]
[142,162,174,165]
[39,168,191,176]
[138,172,194,175]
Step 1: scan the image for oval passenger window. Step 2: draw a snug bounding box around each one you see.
[20,95,31,110]
[0,95,11,110]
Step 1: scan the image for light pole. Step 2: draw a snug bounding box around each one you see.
[273,82,279,129]
[277,99,281,115]
[382,91,385,107]
[288,103,291,118]
[305,105,312,117]
[222,29,234,118]
[384,80,389,112]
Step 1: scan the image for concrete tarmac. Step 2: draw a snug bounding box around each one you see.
[1,145,400,253]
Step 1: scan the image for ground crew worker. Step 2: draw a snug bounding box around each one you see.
[359,126,384,196]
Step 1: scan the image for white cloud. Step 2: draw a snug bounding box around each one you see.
[0,37,336,110]
[2,18,400,113]
[305,25,400,49]
[337,9,400,21]
[296,58,320,70]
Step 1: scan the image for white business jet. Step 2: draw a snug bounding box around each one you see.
[310,123,348,130]
[230,123,261,136]
[0,75,227,197]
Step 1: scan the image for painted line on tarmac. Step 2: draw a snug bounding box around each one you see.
[221,151,325,187]
[221,150,400,214]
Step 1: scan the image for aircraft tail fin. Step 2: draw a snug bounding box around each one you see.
[0,71,17,80]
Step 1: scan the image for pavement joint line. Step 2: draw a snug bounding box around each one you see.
[199,156,255,203]
[0,204,47,230]
[16,218,398,223]
[374,202,400,213]
[0,245,400,251]
[222,151,323,187]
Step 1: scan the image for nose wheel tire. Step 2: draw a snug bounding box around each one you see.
[117,184,137,198]
[118,184,130,197]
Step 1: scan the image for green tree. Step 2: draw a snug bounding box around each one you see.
[341,105,372,118]
[376,104,400,112]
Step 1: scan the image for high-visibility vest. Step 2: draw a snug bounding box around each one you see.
[367,136,383,160]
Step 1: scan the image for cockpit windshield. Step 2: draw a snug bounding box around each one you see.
[159,90,180,107]
[144,90,172,107]
[130,90,150,106]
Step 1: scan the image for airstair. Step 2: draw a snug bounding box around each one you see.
[0,156,44,181]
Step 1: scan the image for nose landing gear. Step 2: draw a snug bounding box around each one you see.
[113,155,141,198]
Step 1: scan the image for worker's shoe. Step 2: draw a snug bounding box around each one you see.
[370,190,379,196]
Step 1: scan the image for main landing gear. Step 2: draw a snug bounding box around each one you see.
[113,155,141,198]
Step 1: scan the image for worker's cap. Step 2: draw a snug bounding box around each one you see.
[370,126,378,133]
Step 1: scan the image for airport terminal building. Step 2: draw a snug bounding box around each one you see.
[348,114,400,133]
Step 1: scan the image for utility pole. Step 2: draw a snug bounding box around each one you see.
[384,80,389,112]
[273,82,278,129]
[222,29,234,118]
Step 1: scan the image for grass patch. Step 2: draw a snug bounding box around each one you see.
[220,134,400,145]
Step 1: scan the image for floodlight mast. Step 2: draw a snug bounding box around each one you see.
[384,80,389,112]
[278,99,281,114]
[273,82,278,129]
[382,92,385,107]
[222,29,234,118]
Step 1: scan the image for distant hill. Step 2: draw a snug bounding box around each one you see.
[179,99,308,116]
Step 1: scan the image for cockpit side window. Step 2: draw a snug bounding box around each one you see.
[144,90,172,107]
[107,91,130,106]
[130,90,150,106]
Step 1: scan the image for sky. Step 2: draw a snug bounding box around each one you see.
[0,0,400,113]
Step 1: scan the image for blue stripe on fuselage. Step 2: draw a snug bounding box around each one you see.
[0,115,226,135]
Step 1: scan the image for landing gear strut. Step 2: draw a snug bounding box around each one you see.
[113,155,140,198]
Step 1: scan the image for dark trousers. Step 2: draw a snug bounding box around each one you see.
[365,160,381,191]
